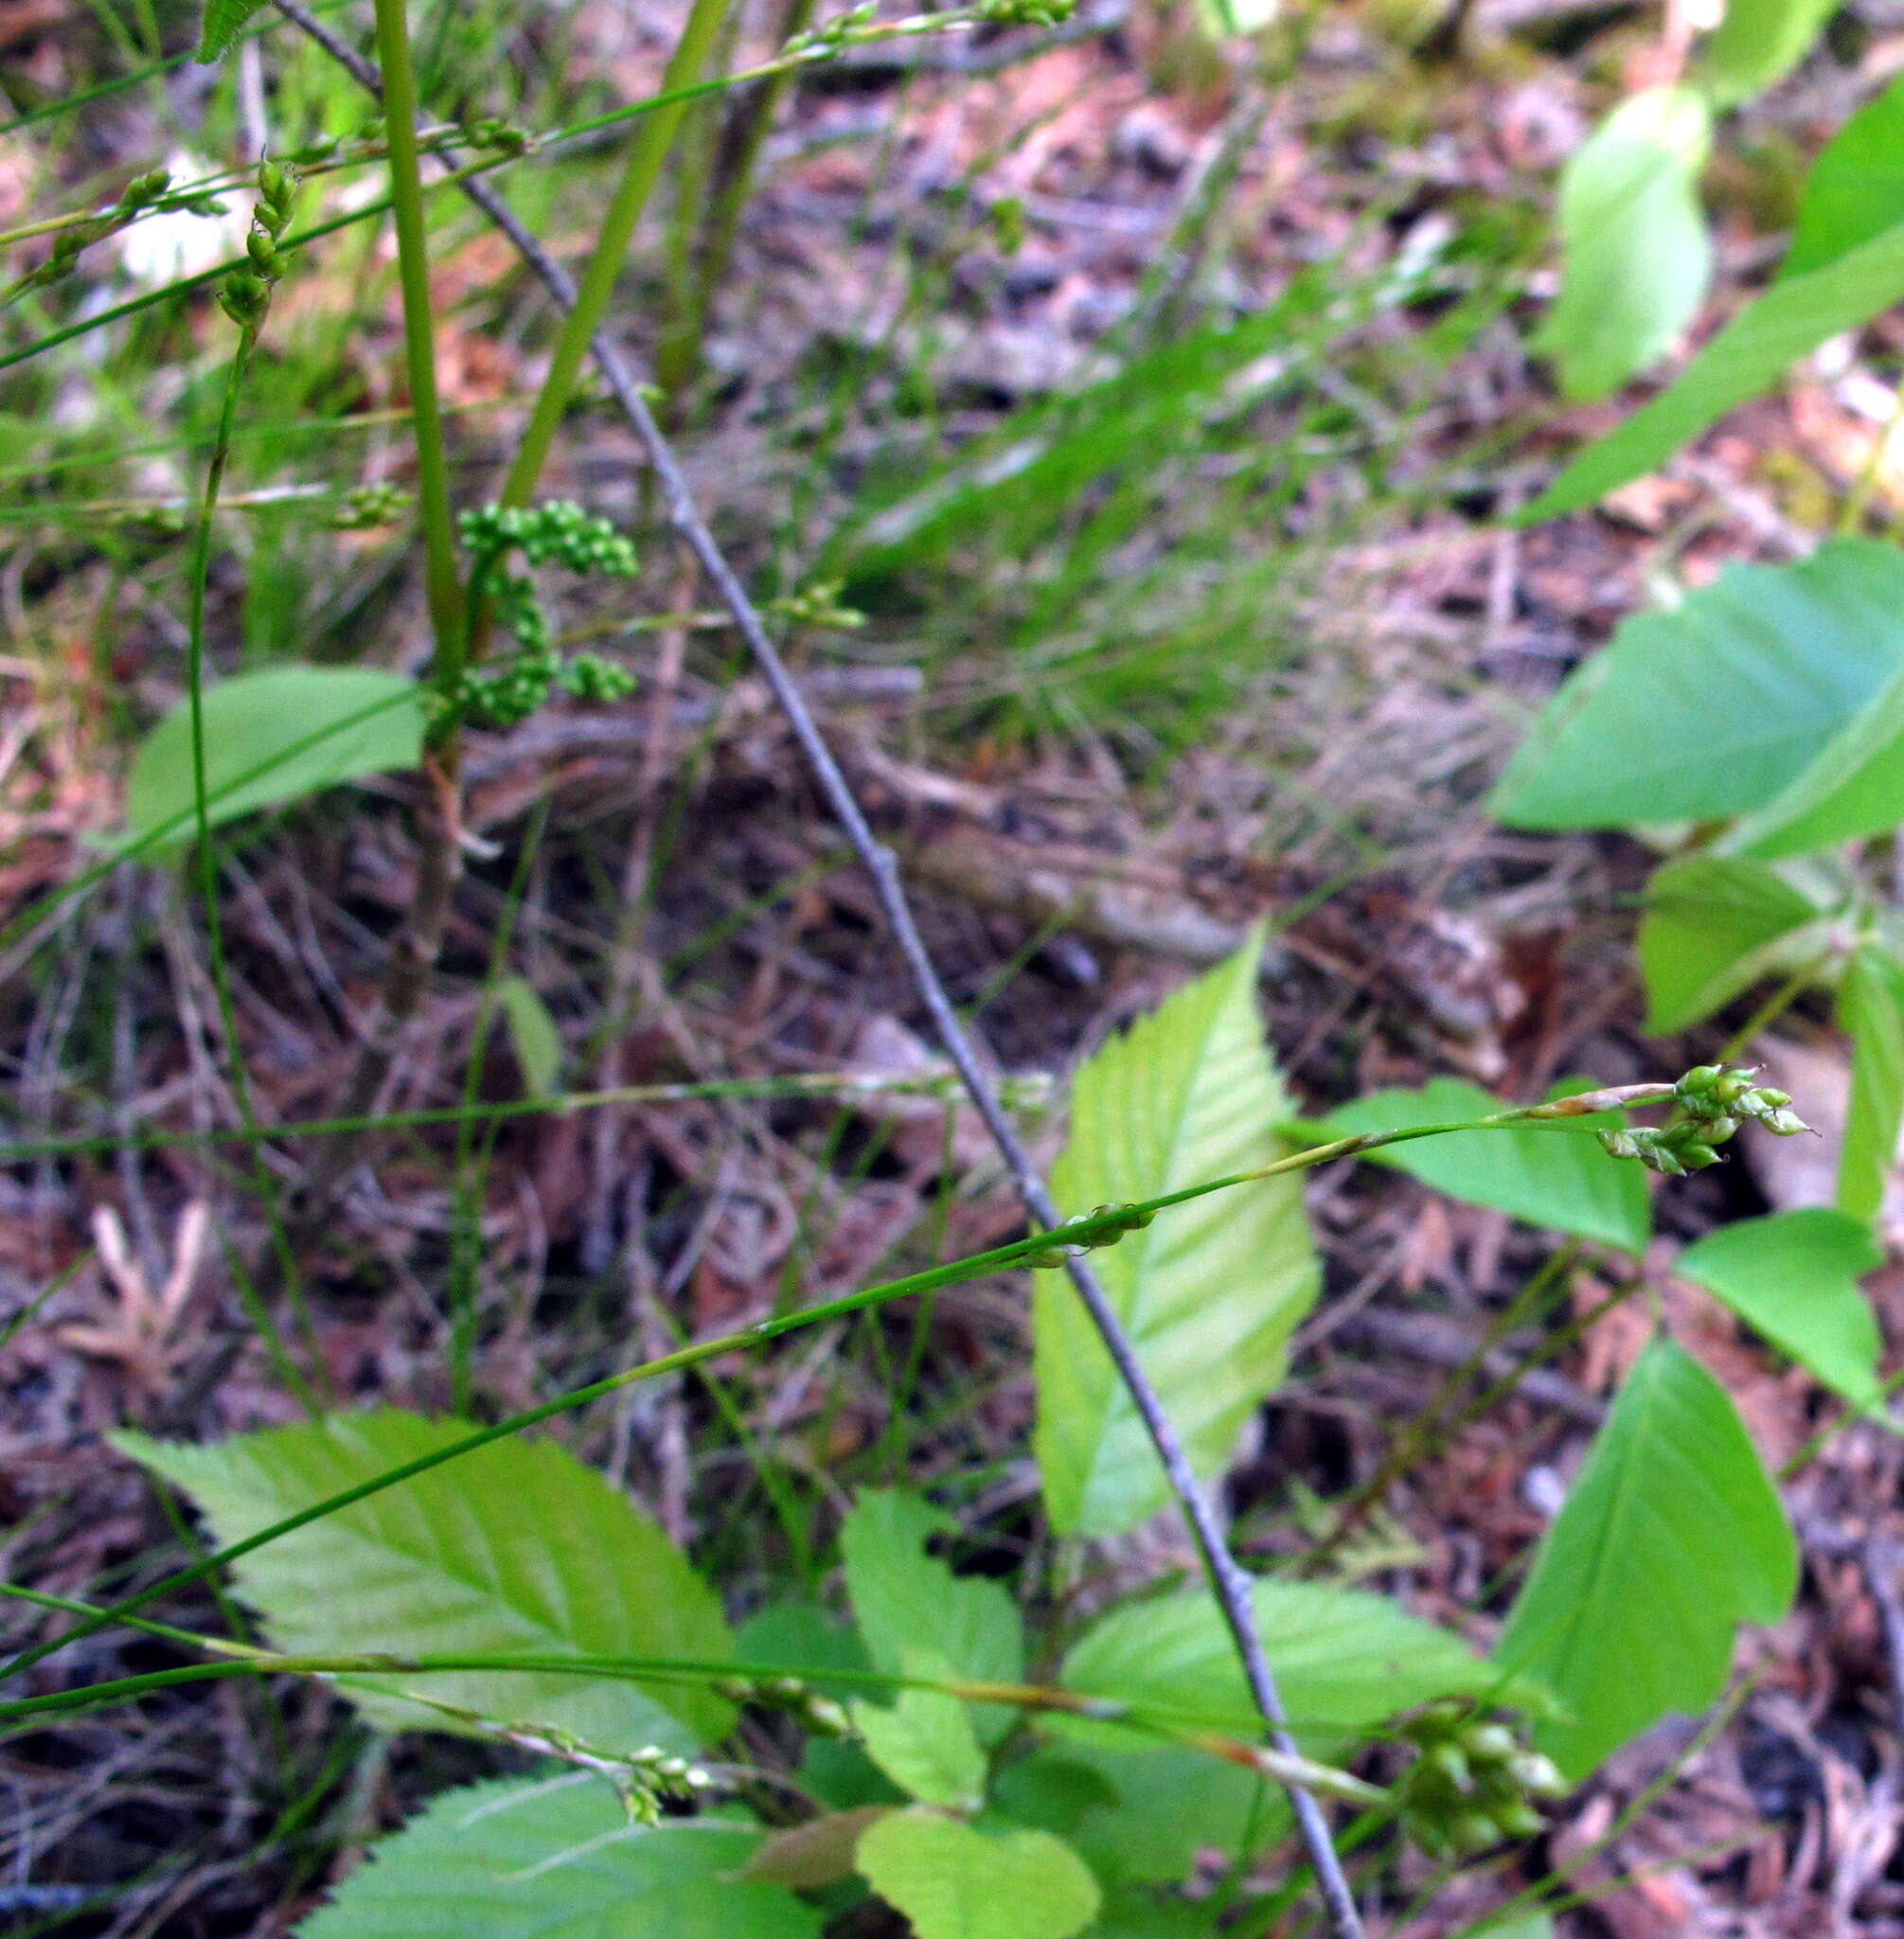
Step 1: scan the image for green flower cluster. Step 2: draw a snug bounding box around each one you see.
[329,481,413,529]
[450,502,640,728]
[1598,1063,1808,1176]
[713,1671,852,1739]
[219,159,297,329]
[1394,1702,1565,1857]
[1023,1201,1155,1269]
[27,168,223,294]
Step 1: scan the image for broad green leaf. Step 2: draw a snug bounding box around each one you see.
[1536,90,1712,401]
[498,976,563,1097]
[1521,223,1904,521]
[852,1651,988,1807]
[840,1489,1023,1745]
[1088,1889,1223,1937]
[857,1809,1101,1939]
[736,1597,870,1686]
[1322,1077,1648,1252]
[1727,650,1904,857]
[1678,1210,1886,1414]
[198,0,266,61]
[1491,542,1904,828]
[125,667,424,852]
[296,1777,819,1939]
[1472,1917,1556,1939]
[1059,1743,1283,1884]
[1700,0,1839,106]
[117,1410,735,1752]
[1033,934,1318,1537]
[1839,946,1904,1223]
[990,1752,1123,1836]
[1496,1339,1796,1777]
[1059,1577,1518,1752]
[1784,73,1904,277]
[1637,856,1837,1033]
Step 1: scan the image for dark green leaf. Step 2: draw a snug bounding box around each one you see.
[1784,73,1904,277]
[1678,1209,1885,1414]
[198,0,267,61]
[1491,542,1904,828]
[1521,226,1904,521]
[1322,1077,1648,1251]
[1496,1339,1796,1777]
[296,1777,819,1939]
[1536,89,1712,401]
[1059,1577,1520,1751]
[1637,856,1839,1033]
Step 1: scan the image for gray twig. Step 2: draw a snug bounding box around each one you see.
[271,7,1365,1929]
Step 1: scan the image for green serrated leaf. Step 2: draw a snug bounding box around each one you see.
[1678,1210,1886,1414]
[1700,0,1839,107]
[857,1809,1102,1939]
[296,1776,819,1939]
[1059,1577,1521,1752]
[840,1489,1023,1746]
[1637,856,1838,1034]
[1322,1077,1648,1252]
[1521,224,1904,522]
[1784,72,1904,278]
[125,667,424,852]
[1537,89,1712,401]
[497,975,563,1097]
[1491,542,1904,829]
[852,1650,988,1807]
[1839,946,1904,1225]
[1033,933,1318,1538]
[197,0,267,62]
[1496,1339,1796,1778]
[116,1410,736,1752]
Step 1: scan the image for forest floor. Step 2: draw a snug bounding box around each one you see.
[8,0,1904,1933]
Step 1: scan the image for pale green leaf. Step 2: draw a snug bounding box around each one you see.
[1059,1577,1517,1752]
[1033,934,1318,1537]
[1784,73,1904,277]
[1839,946,1904,1224]
[125,667,424,853]
[1637,856,1838,1033]
[1472,1916,1555,1939]
[1700,0,1839,106]
[857,1809,1102,1939]
[296,1777,819,1939]
[1521,225,1904,521]
[116,1409,735,1752]
[840,1489,1023,1744]
[1491,542,1904,828]
[1678,1210,1886,1414]
[498,976,563,1098]
[198,0,266,61]
[852,1651,988,1807]
[1496,1339,1796,1777]
[1537,90,1712,401]
[1322,1077,1648,1252]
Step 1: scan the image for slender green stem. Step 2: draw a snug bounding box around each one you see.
[0,1089,1674,1684]
[186,319,327,1396]
[370,0,463,686]
[499,0,731,509]
[0,1070,1053,1166]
